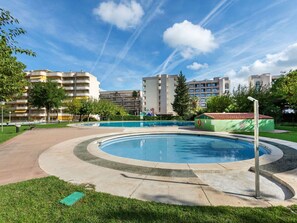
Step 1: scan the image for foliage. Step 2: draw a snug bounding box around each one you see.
[0,8,35,56]
[0,8,35,101]
[65,98,82,118]
[271,70,297,108]
[94,100,127,120]
[231,84,281,119]
[109,115,140,121]
[206,95,233,112]
[172,71,190,116]
[0,177,297,222]
[79,99,95,122]
[28,81,66,122]
[132,90,139,115]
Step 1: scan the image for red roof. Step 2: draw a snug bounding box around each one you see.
[198,113,273,120]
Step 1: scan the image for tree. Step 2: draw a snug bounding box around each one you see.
[230,84,281,119]
[94,100,127,120]
[79,99,95,122]
[28,81,66,122]
[65,98,82,121]
[172,71,190,116]
[0,8,35,101]
[272,70,297,109]
[132,90,138,115]
[206,95,233,112]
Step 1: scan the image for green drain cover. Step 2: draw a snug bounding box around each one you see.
[60,192,85,206]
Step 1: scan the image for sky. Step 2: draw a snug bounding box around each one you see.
[2,0,297,91]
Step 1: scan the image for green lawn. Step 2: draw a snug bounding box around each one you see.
[0,122,72,144]
[235,124,297,143]
[32,122,71,129]
[0,125,30,144]
[0,177,296,223]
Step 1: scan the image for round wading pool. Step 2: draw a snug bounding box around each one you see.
[100,134,270,163]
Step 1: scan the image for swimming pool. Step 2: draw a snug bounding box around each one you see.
[84,121,194,127]
[100,134,269,163]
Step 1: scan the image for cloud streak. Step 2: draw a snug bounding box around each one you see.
[100,0,165,82]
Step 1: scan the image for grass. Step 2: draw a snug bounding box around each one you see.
[235,124,297,143]
[32,122,71,129]
[0,122,73,144]
[0,177,296,223]
[0,125,31,144]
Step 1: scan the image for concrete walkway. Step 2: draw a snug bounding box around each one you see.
[1,126,297,207]
[0,127,123,185]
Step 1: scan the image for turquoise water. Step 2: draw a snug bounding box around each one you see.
[100,134,269,163]
[84,121,194,127]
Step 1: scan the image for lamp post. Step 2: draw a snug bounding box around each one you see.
[247,96,260,198]
[9,111,11,123]
[0,101,5,132]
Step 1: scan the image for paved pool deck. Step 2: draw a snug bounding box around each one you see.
[1,126,297,207]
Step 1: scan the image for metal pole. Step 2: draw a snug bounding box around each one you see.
[254,99,260,198]
[9,111,11,123]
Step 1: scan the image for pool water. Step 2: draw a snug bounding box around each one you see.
[84,121,194,127]
[100,134,269,163]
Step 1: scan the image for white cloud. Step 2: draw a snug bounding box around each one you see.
[163,20,218,59]
[187,62,208,71]
[220,42,297,91]
[93,0,144,30]
[237,42,297,76]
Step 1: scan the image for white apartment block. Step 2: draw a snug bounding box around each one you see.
[10,70,100,121]
[248,73,282,89]
[187,77,230,107]
[142,74,178,115]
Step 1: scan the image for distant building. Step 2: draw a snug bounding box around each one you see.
[186,77,230,107]
[248,73,282,89]
[9,70,100,121]
[142,74,178,115]
[99,90,143,115]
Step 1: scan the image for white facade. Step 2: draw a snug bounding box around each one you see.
[187,77,230,107]
[10,70,100,121]
[248,73,282,89]
[142,74,178,115]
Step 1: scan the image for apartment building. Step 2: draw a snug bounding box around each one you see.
[100,90,143,115]
[142,74,178,115]
[248,73,282,89]
[10,70,100,121]
[187,77,230,107]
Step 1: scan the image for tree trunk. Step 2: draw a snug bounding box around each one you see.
[46,108,50,123]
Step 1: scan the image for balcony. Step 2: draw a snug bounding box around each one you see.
[76,92,90,97]
[51,79,63,84]
[64,86,74,90]
[62,80,74,84]
[15,106,28,110]
[75,86,89,90]
[14,113,28,117]
[76,79,90,83]
[15,99,28,103]
[75,72,89,77]
[47,72,63,77]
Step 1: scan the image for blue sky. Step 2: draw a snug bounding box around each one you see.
[2,0,297,90]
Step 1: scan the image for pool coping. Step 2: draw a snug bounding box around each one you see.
[39,128,297,206]
[84,131,283,174]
